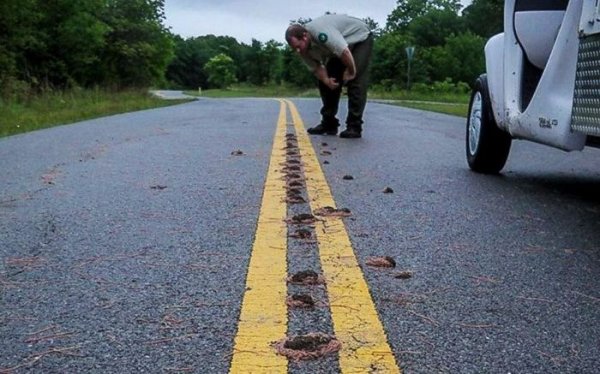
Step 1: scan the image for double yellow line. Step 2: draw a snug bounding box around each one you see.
[229,100,400,373]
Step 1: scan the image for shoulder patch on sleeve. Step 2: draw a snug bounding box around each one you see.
[318,32,328,43]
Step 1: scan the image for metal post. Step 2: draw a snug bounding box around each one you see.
[405,46,415,91]
[407,59,412,91]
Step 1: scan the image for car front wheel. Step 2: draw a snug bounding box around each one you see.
[466,74,512,174]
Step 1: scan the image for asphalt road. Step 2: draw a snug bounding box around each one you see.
[1,97,599,373]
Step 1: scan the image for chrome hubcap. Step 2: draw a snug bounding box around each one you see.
[468,91,482,156]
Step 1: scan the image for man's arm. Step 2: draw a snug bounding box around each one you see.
[313,65,340,90]
[339,48,356,82]
[312,47,356,89]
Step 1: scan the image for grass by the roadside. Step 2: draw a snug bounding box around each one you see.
[185,83,319,98]
[382,100,468,117]
[370,87,470,104]
[0,89,193,138]
[190,83,469,117]
[369,86,469,116]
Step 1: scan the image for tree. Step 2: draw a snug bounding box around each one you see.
[48,0,109,86]
[204,53,237,88]
[386,0,461,32]
[0,0,41,96]
[263,40,284,84]
[374,0,488,87]
[441,32,485,84]
[100,0,174,87]
[245,40,267,85]
[165,35,205,89]
[0,0,177,95]
[0,0,108,90]
[462,0,503,39]
[370,32,415,88]
[281,46,314,88]
[419,32,485,85]
[166,34,244,89]
[408,8,463,47]
[243,39,284,85]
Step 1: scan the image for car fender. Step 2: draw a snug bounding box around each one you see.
[484,33,506,131]
[508,0,586,151]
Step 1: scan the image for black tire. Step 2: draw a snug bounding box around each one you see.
[466,74,512,174]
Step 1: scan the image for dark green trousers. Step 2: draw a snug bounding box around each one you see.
[318,33,374,130]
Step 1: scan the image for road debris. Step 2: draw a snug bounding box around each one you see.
[286,294,316,308]
[287,214,317,224]
[289,229,312,239]
[366,256,396,268]
[314,206,351,217]
[288,270,324,285]
[274,333,341,361]
[394,271,413,279]
[286,193,306,204]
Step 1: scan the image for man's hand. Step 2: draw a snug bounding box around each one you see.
[343,69,356,83]
[325,77,340,90]
[314,66,340,90]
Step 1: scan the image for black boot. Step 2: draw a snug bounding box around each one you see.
[339,127,361,138]
[307,124,338,135]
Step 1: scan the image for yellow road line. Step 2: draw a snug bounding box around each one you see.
[229,100,288,373]
[285,99,401,373]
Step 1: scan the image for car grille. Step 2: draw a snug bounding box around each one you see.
[572,33,600,136]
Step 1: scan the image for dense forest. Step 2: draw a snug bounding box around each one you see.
[0,0,502,100]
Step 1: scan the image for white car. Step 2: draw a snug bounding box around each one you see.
[466,0,599,173]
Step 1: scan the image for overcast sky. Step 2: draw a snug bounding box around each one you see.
[164,0,472,45]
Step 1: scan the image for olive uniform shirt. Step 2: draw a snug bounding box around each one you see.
[301,14,371,71]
